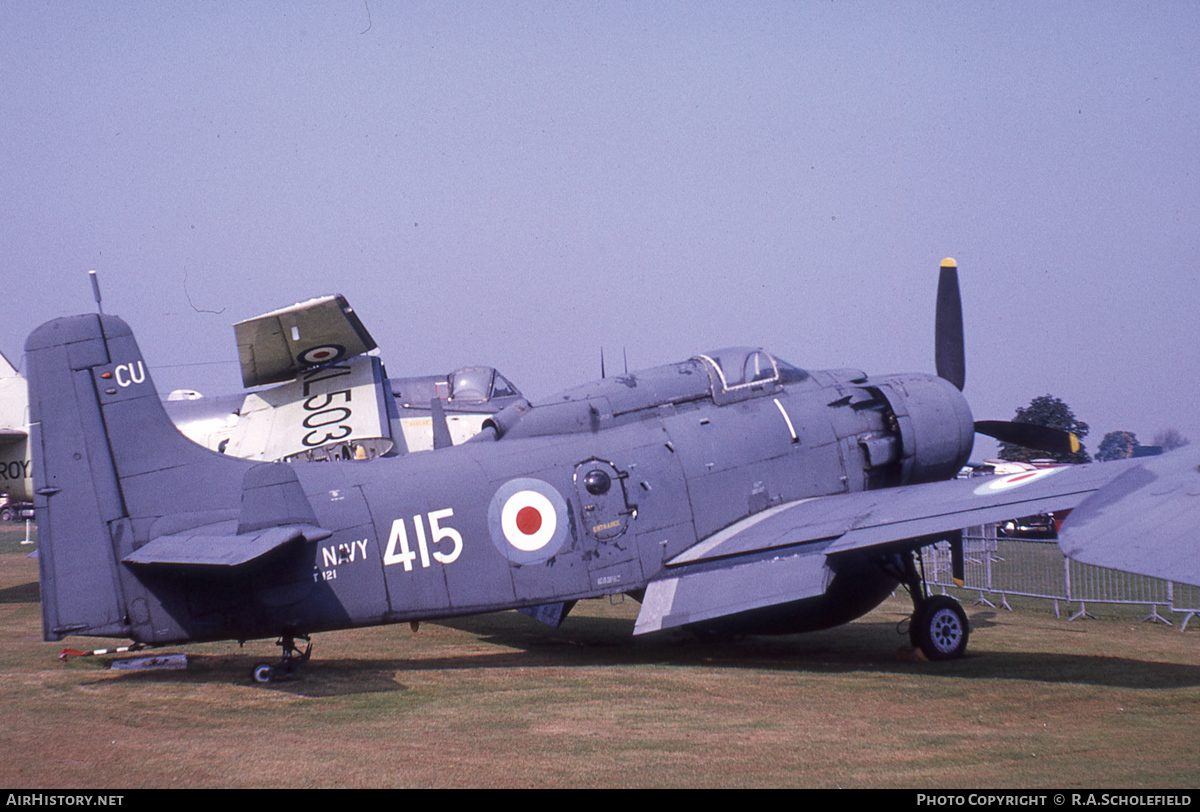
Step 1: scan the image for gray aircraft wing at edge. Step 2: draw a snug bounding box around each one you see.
[1057,447,1200,588]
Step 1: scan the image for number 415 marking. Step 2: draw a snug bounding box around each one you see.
[384,509,463,571]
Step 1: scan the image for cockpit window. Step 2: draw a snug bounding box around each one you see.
[491,373,521,399]
[743,350,776,384]
[692,347,806,403]
[774,358,808,383]
[448,367,523,402]
[694,347,780,391]
[448,367,493,402]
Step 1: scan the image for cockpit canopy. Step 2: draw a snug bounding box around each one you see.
[391,366,523,413]
[693,347,806,404]
[486,347,808,440]
[448,366,522,403]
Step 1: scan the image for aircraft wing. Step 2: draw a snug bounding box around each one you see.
[1057,447,1200,587]
[235,294,377,388]
[634,460,1138,634]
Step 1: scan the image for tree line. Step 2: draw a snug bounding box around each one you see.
[997,394,1189,464]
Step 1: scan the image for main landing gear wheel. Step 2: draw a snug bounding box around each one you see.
[912,595,969,661]
[886,549,970,661]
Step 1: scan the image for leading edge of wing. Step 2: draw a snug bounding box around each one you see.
[670,460,1139,567]
[1058,447,1200,587]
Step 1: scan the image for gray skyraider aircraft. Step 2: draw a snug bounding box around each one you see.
[26,261,1134,681]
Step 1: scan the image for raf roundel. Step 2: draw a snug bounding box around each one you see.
[972,467,1061,496]
[298,344,345,366]
[488,478,571,564]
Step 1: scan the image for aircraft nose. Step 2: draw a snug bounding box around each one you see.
[873,374,975,484]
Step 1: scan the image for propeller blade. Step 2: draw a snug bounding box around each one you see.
[935,258,965,391]
[974,420,1081,455]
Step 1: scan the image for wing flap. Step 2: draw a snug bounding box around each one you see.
[634,547,833,634]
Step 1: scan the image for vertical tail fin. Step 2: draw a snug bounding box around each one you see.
[25,314,250,640]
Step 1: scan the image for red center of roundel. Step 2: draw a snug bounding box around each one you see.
[515,506,542,536]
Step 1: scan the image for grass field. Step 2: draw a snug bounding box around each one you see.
[2,525,1197,789]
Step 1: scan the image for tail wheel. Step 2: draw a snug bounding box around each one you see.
[251,633,312,685]
[914,595,969,660]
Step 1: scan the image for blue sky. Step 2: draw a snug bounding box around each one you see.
[2,2,1197,457]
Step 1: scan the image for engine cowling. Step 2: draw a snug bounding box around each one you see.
[870,373,975,485]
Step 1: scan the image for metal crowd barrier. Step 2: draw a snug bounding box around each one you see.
[924,527,1200,631]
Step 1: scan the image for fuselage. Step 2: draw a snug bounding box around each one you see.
[130,348,975,644]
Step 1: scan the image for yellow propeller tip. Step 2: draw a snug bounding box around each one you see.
[941,257,957,269]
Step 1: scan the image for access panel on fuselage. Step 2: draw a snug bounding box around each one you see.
[586,417,698,574]
[348,452,494,618]
[302,481,389,628]
[466,437,631,605]
[663,394,812,539]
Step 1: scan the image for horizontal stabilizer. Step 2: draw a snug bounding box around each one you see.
[238,462,320,534]
[122,460,333,566]
[123,522,331,567]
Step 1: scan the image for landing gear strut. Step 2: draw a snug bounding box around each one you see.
[252,633,312,683]
[887,551,970,660]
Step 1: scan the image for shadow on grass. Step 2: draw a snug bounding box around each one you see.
[71,653,411,698]
[74,608,1200,695]
[0,580,39,604]
[430,613,1200,690]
